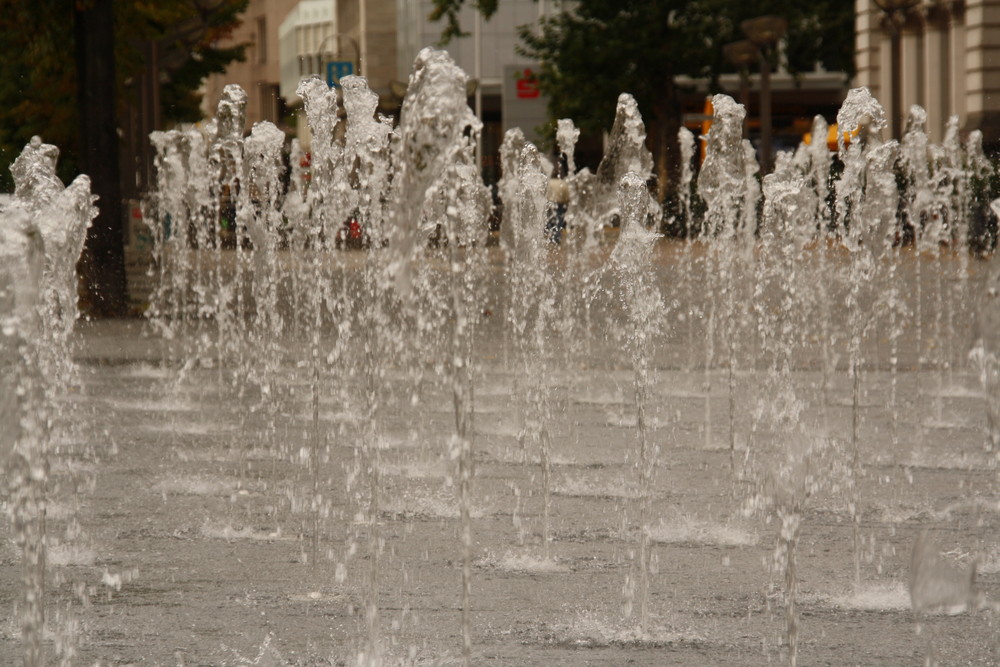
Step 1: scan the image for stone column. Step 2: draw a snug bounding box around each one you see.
[963,0,1000,147]
[950,2,967,123]
[901,19,923,121]
[923,8,947,142]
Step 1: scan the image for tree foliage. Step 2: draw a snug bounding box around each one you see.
[0,0,249,191]
[119,0,249,124]
[0,1,78,186]
[431,0,854,194]
[517,0,853,139]
[429,0,500,44]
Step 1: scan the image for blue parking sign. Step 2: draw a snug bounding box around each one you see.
[326,61,354,88]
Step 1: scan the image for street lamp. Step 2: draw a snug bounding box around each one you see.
[741,15,787,173]
[723,40,759,139]
[303,33,362,84]
[872,0,920,140]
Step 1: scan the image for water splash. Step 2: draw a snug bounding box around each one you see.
[697,95,752,465]
[591,94,658,228]
[606,172,664,636]
[4,136,95,666]
[123,72,1000,665]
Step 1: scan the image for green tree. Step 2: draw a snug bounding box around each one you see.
[120,1,250,125]
[0,0,247,190]
[0,0,248,316]
[432,0,853,199]
[0,1,80,187]
[429,0,499,44]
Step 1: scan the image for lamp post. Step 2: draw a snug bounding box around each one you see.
[359,0,367,76]
[723,40,759,139]
[307,33,362,83]
[474,9,482,172]
[873,0,920,140]
[741,15,786,173]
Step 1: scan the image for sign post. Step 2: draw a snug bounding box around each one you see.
[502,65,548,147]
[326,61,354,88]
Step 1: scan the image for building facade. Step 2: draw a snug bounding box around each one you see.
[278,0,397,106]
[855,0,1000,145]
[278,0,337,104]
[202,0,301,131]
[267,0,552,177]
[205,2,991,163]
[396,0,559,180]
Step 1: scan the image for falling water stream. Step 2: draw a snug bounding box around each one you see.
[3,137,96,665]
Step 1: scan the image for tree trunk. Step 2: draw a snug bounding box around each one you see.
[75,0,127,317]
[654,77,683,203]
[653,76,684,235]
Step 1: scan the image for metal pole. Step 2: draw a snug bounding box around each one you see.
[739,67,749,140]
[151,40,161,132]
[759,49,772,173]
[140,43,153,192]
[739,16,785,173]
[474,10,482,171]
[359,0,367,76]
[890,25,903,140]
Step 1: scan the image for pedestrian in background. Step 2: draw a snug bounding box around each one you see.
[545,154,570,244]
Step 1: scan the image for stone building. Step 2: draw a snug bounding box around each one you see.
[854,0,1000,146]
[277,0,398,108]
[202,0,547,169]
[201,0,300,131]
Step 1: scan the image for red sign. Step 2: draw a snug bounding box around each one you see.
[516,69,540,99]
